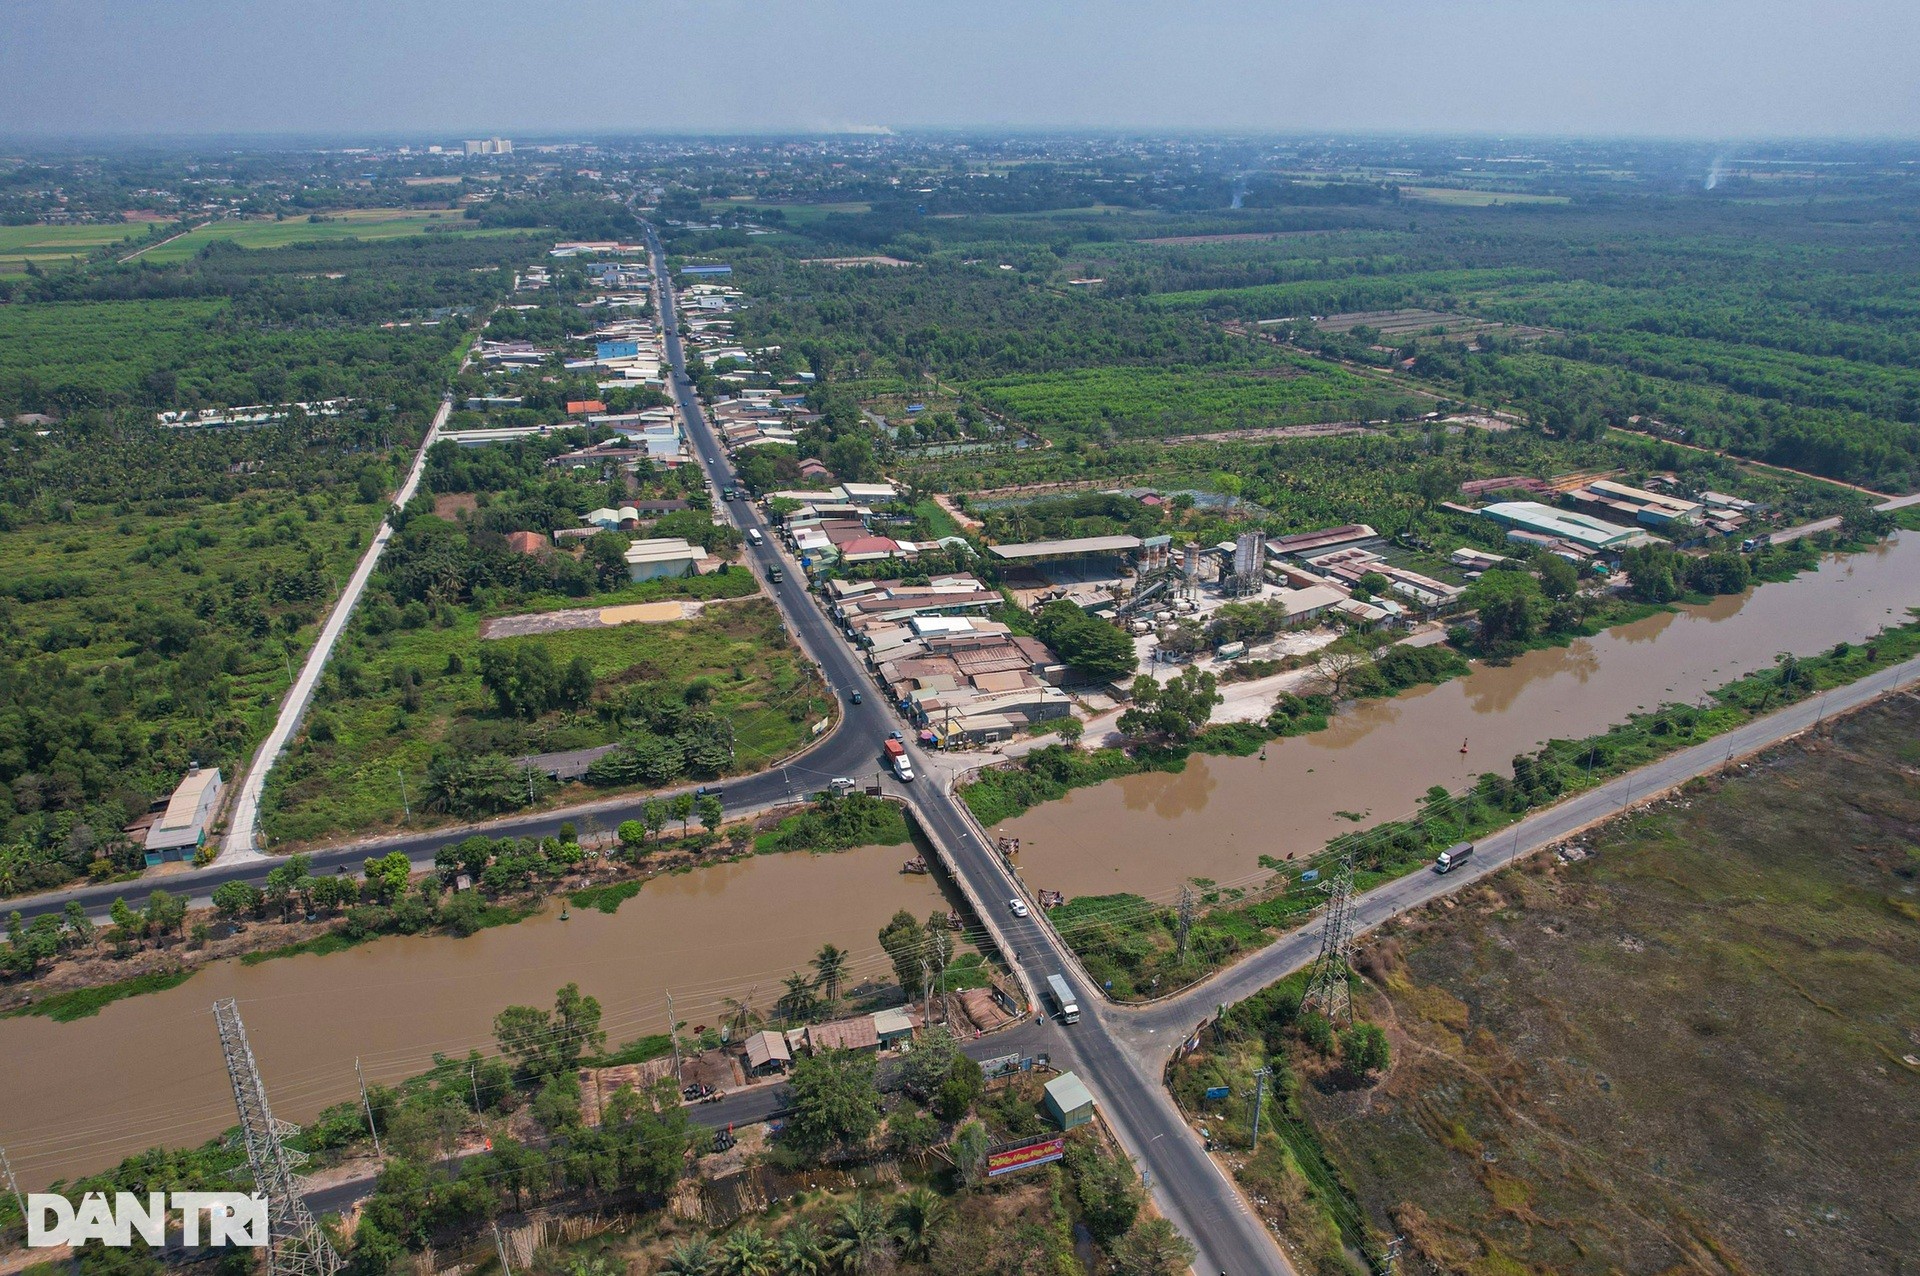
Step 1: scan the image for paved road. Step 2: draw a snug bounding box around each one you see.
[647,228,1297,1276]
[1117,652,1920,1045]
[222,392,456,858]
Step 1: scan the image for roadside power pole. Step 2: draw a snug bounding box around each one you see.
[355,1057,382,1157]
[1249,1065,1272,1148]
[492,1224,514,1276]
[667,989,682,1083]
[1175,884,1196,962]
[395,769,410,820]
[469,1058,481,1114]
[0,1142,26,1234]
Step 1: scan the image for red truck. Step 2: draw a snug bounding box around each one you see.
[883,736,914,781]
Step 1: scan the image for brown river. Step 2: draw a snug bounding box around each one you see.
[3,843,953,1187]
[8,536,1920,1185]
[1002,535,1920,899]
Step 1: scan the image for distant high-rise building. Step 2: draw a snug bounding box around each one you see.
[462,137,513,156]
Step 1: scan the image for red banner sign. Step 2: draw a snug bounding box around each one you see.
[986,1135,1067,1177]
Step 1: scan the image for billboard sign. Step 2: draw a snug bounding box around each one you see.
[986,1135,1067,1178]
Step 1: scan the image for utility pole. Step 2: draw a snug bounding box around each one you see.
[394,769,410,820]
[469,1058,481,1114]
[213,998,341,1276]
[1381,1235,1405,1275]
[1301,851,1357,1025]
[1175,884,1196,962]
[355,1057,382,1157]
[1249,1065,1271,1147]
[666,989,682,1083]
[921,948,934,1026]
[493,1223,514,1276]
[0,1142,26,1236]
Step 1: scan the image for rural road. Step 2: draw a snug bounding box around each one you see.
[221,391,454,859]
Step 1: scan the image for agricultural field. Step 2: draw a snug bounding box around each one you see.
[1397,186,1572,206]
[0,223,152,272]
[1178,693,1920,1276]
[137,208,525,261]
[968,360,1423,441]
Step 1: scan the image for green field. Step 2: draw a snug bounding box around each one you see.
[0,223,152,272]
[0,296,461,411]
[969,360,1421,439]
[140,210,525,262]
[1398,185,1572,206]
[265,588,818,845]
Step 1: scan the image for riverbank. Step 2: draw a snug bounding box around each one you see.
[1049,610,1920,999]
[1168,690,1920,1275]
[1,797,909,1020]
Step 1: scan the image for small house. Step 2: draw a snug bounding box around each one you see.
[144,767,224,865]
[1044,1071,1096,1130]
[872,1006,915,1049]
[741,1029,792,1076]
[805,1015,880,1055]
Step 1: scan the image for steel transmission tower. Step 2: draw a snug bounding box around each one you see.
[213,998,341,1276]
[1300,854,1357,1025]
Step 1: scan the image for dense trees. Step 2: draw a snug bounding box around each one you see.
[1034,600,1138,683]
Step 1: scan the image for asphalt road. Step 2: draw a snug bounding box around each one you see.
[648,229,1296,1276]
[1119,651,1920,1045]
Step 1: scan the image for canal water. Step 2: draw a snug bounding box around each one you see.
[1001,535,1920,899]
[10,536,1920,1185]
[3,842,953,1187]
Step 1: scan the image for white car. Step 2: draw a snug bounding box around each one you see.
[1008,898,1030,918]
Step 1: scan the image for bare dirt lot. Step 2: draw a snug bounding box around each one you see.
[1318,694,1920,1275]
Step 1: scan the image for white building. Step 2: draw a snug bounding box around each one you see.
[623,538,707,582]
[145,768,224,864]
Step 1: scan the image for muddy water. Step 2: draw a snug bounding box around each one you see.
[2,843,950,1188]
[1004,536,1920,899]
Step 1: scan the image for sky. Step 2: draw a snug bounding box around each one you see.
[4,0,1918,141]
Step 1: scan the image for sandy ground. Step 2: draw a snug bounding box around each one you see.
[481,597,732,639]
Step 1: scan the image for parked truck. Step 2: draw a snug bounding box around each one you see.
[1046,973,1081,1024]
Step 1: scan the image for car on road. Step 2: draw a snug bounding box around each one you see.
[1008,898,1029,918]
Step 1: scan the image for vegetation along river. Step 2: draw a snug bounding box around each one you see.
[1002,534,1920,899]
[3,842,955,1187]
[8,537,1920,1186]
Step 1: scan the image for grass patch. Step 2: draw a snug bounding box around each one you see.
[239,932,368,965]
[571,880,644,914]
[141,211,527,262]
[754,792,911,854]
[589,1033,674,1067]
[5,969,197,1021]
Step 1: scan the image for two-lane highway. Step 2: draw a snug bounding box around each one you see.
[648,227,1297,1275]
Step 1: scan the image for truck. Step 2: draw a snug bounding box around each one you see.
[1214,641,1247,661]
[1433,842,1475,874]
[884,737,907,760]
[767,565,784,583]
[892,753,915,782]
[1046,973,1081,1024]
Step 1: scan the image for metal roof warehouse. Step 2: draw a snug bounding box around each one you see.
[988,535,1143,561]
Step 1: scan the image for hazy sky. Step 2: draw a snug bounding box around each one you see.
[4,0,1917,140]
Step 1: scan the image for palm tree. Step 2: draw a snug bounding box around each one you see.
[891,1186,950,1260]
[720,987,761,1039]
[717,1225,777,1276]
[812,943,848,1007]
[828,1196,895,1274]
[659,1235,718,1276]
[777,971,820,1023]
[774,1221,827,1276]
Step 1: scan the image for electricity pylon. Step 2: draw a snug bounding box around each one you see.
[1300,854,1357,1025]
[213,998,341,1276]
